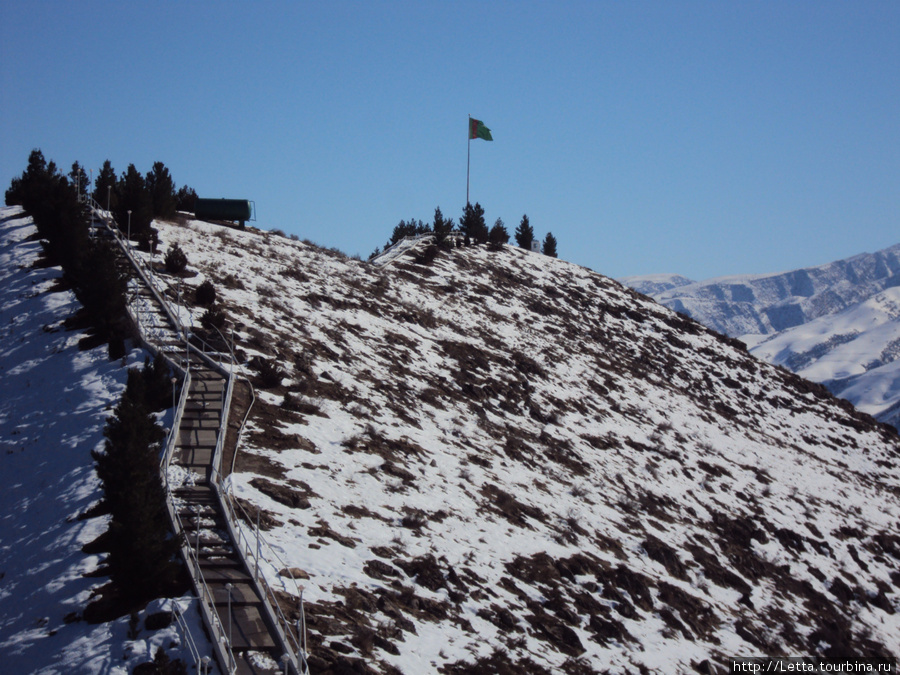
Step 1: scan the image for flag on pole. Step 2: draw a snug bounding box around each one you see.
[469,117,493,141]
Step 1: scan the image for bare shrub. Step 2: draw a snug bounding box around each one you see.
[219,273,244,290]
[249,356,285,388]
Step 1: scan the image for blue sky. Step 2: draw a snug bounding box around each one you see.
[1,1,898,281]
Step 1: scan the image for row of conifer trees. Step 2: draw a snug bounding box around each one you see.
[91,354,182,610]
[372,204,558,258]
[6,151,187,623]
[5,150,132,356]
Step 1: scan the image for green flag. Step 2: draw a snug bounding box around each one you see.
[469,117,493,141]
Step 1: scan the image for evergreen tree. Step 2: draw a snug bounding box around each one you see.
[73,241,127,341]
[543,231,558,258]
[69,162,90,202]
[145,161,177,219]
[200,303,227,331]
[116,164,153,239]
[471,203,488,244]
[6,150,127,355]
[8,152,92,276]
[93,160,118,212]
[460,203,474,246]
[388,218,430,247]
[142,352,174,412]
[488,218,510,250]
[164,243,188,274]
[4,177,22,206]
[460,202,488,245]
[195,279,217,306]
[515,214,535,249]
[175,185,197,213]
[22,148,48,190]
[92,368,179,603]
[10,150,51,219]
[134,647,188,675]
[432,206,454,247]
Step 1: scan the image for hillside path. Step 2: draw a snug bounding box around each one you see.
[95,212,303,675]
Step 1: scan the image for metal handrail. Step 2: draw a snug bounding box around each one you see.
[219,490,307,669]
[95,203,306,674]
[171,599,202,668]
[165,489,235,674]
[371,231,464,265]
[214,351,309,671]
[161,371,191,476]
[229,373,255,479]
[94,206,237,673]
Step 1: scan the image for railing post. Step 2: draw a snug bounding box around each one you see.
[226,582,233,661]
[194,506,201,577]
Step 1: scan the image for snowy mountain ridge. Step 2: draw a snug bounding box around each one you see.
[2,206,900,673]
[622,244,900,427]
[622,244,900,337]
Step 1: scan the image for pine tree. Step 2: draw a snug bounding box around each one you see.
[145,162,177,220]
[175,185,197,213]
[69,162,90,201]
[460,203,474,246]
[389,218,430,246]
[143,352,175,412]
[92,368,179,603]
[515,214,535,249]
[12,150,52,223]
[432,206,454,247]
[116,164,153,239]
[40,173,90,274]
[93,160,118,211]
[164,243,188,274]
[195,279,217,306]
[200,303,227,331]
[460,202,488,245]
[543,231,558,258]
[488,218,510,250]
[7,150,126,354]
[73,241,127,341]
[471,203,488,244]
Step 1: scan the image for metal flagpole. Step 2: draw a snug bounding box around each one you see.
[466,115,471,207]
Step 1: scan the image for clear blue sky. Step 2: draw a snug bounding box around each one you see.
[1,1,898,281]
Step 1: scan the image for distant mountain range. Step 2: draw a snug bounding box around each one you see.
[622,243,900,426]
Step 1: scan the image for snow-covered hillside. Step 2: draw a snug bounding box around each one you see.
[622,245,900,427]
[139,217,899,673]
[0,207,204,673]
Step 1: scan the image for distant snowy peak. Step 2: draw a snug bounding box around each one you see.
[622,242,900,425]
[622,245,900,337]
[622,243,900,338]
[752,285,900,423]
[617,273,695,297]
